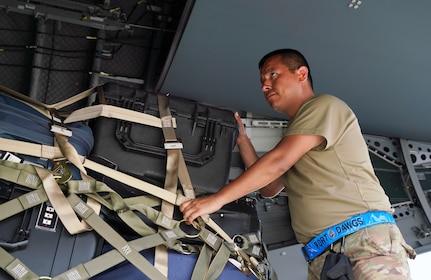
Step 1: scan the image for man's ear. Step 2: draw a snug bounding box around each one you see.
[297,66,308,81]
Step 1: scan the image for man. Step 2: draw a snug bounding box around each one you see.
[180,49,416,279]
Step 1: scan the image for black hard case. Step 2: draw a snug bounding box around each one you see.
[256,195,298,250]
[0,181,102,279]
[90,83,238,194]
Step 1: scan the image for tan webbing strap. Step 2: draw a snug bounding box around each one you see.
[155,93,182,276]
[67,193,168,280]
[54,133,87,175]
[0,134,181,210]
[155,149,180,276]
[0,84,99,117]
[34,166,92,234]
[157,93,196,199]
[0,137,64,160]
[177,152,197,199]
[63,104,162,127]
[50,133,102,220]
[0,247,39,280]
[0,136,100,229]
[82,159,179,205]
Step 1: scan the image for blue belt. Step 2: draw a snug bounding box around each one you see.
[301,211,395,262]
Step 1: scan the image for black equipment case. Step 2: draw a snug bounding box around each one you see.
[88,83,261,238]
[90,83,238,195]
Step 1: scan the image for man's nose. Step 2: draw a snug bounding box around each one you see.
[261,80,271,92]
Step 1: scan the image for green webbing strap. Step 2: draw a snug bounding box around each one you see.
[52,223,192,280]
[0,188,48,222]
[0,161,48,280]
[67,179,161,236]
[205,243,232,280]
[235,232,264,258]
[66,193,168,280]
[190,227,231,280]
[191,243,232,280]
[0,247,39,280]
[0,159,43,189]
[0,160,49,221]
[191,244,213,280]
[123,195,161,208]
[68,178,192,254]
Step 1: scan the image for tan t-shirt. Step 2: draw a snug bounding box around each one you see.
[282,94,392,244]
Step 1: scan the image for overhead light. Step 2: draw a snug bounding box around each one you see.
[348,0,362,9]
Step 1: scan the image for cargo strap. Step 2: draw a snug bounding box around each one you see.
[67,193,168,280]
[0,84,98,118]
[0,85,267,279]
[0,83,103,234]
[0,159,243,279]
[0,160,170,280]
[53,220,193,280]
[0,157,94,235]
[0,137,266,278]
[156,94,263,278]
[0,247,40,280]
[64,104,163,127]
[155,93,184,276]
[34,166,93,233]
[0,84,164,131]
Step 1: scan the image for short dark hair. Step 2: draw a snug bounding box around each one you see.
[258,48,313,89]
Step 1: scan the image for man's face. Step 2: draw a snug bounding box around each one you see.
[259,55,302,113]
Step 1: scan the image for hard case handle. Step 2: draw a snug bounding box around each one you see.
[0,239,29,251]
[115,118,217,166]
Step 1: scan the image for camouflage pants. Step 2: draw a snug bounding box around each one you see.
[307,224,416,280]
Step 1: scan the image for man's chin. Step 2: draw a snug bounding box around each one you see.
[266,100,280,112]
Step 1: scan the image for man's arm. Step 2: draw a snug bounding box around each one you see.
[234,112,284,198]
[180,128,324,223]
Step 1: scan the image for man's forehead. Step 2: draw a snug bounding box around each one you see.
[260,56,284,74]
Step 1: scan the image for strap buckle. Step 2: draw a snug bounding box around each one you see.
[179,220,201,239]
[52,160,72,184]
[50,112,72,137]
